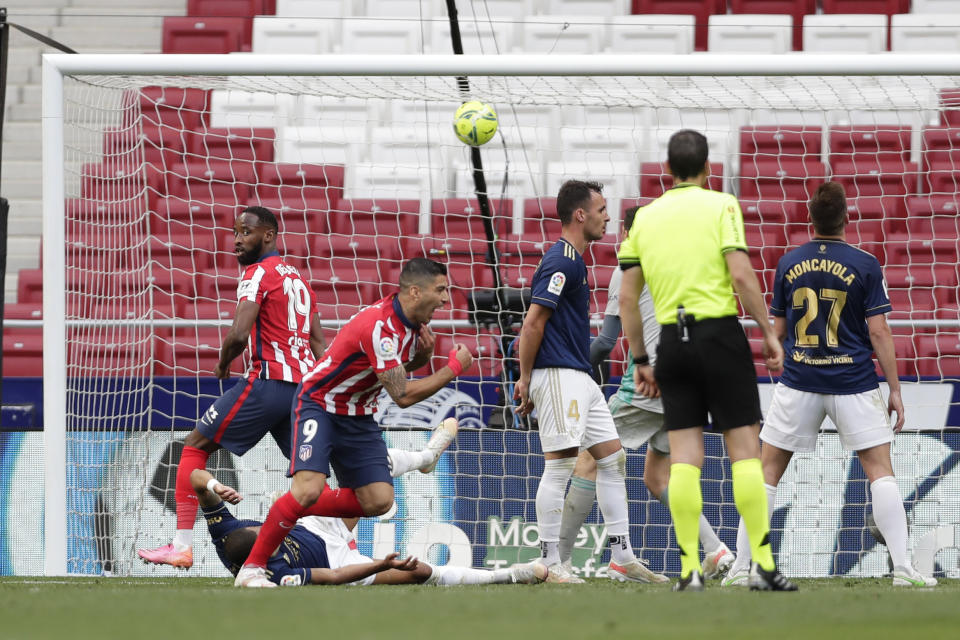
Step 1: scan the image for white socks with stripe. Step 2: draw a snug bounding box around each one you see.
[558,475,597,563]
[536,457,576,566]
[871,475,909,568]
[595,449,635,565]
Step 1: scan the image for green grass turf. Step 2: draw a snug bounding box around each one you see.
[1,577,958,640]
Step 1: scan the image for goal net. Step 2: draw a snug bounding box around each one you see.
[32,54,960,579]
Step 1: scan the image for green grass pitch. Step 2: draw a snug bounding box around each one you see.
[2,577,958,639]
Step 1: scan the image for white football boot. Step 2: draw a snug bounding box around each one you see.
[703,545,735,579]
[893,565,938,587]
[510,561,549,584]
[234,565,276,588]
[419,418,459,473]
[608,558,670,584]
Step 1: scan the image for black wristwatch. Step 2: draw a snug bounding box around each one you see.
[633,354,650,366]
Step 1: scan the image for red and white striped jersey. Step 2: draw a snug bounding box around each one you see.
[237,252,317,383]
[300,294,421,416]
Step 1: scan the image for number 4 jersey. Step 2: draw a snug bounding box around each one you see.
[771,239,891,394]
[237,251,317,383]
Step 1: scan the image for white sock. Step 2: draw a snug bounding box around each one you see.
[536,457,576,566]
[732,483,775,572]
[387,448,432,477]
[559,475,596,563]
[699,514,724,554]
[172,530,192,551]
[595,449,635,565]
[871,476,909,568]
[426,564,508,585]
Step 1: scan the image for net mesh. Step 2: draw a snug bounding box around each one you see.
[49,69,960,578]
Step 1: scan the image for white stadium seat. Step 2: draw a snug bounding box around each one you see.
[607,15,695,54]
[803,14,887,54]
[890,14,960,53]
[368,125,447,168]
[345,164,442,203]
[430,19,511,54]
[471,0,542,21]
[544,159,639,203]
[251,17,332,55]
[542,0,630,16]
[297,95,389,129]
[364,0,447,17]
[912,0,960,13]
[209,90,295,128]
[339,18,425,54]
[521,15,605,54]
[275,126,366,165]
[559,127,643,166]
[708,14,792,54]
[275,0,357,17]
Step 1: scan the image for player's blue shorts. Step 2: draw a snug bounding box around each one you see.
[196,377,297,457]
[288,394,392,489]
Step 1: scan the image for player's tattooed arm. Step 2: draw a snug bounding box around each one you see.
[377,366,409,403]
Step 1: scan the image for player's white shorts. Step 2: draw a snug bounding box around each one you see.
[608,395,670,454]
[529,368,619,452]
[299,516,377,586]
[761,383,893,453]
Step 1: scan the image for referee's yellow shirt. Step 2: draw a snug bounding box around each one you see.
[618,184,748,325]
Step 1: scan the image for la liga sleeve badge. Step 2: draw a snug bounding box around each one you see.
[547,271,566,295]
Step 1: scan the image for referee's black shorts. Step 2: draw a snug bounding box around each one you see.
[654,315,762,432]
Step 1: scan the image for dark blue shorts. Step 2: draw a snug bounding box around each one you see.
[196,377,297,458]
[288,395,392,489]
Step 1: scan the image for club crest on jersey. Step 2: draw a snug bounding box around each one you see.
[377,336,398,360]
[548,272,566,295]
[298,444,312,461]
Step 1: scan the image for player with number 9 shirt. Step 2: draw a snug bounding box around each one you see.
[138,206,326,570]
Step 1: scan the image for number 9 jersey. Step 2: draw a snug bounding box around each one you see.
[770,239,891,394]
[237,252,317,383]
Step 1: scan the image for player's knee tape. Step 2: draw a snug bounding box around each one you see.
[543,456,577,477]
[595,449,626,476]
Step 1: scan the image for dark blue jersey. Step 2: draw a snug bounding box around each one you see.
[203,501,330,585]
[771,240,891,394]
[530,238,591,372]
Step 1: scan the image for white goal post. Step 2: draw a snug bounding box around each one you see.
[39,53,960,578]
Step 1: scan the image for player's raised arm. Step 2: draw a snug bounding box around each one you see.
[309,312,326,359]
[377,344,472,409]
[188,469,242,506]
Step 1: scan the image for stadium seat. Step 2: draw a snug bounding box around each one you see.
[914,0,960,13]
[187,0,274,16]
[430,19,511,54]
[739,199,798,224]
[102,124,183,173]
[545,160,639,211]
[151,197,237,237]
[154,328,244,377]
[149,235,215,272]
[821,0,907,15]
[180,299,235,322]
[890,330,919,378]
[520,15,606,54]
[521,197,562,240]
[210,90,295,129]
[3,330,43,377]
[920,126,960,191]
[423,330,503,377]
[186,127,275,164]
[915,333,960,377]
[339,18,424,54]
[739,158,827,201]
[890,14,960,53]
[608,14,696,54]
[162,17,251,54]
[741,125,822,156]
[639,161,724,197]
[167,160,257,205]
[344,164,440,201]
[880,235,960,266]
[431,198,510,238]
[830,158,918,199]
[257,162,343,205]
[364,0,446,16]
[244,196,329,236]
[276,0,356,18]
[905,196,960,219]
[631,1,727,51]
[251,17,333,55]
[3,303,42,320]
[802,14,888,53]
[79,162,154,203]
[328,199,421,241]
[729,0,815,50]
[707,14,792,54]
[846,196,906,221]
[545,0,630,15]
[828,125,911,165]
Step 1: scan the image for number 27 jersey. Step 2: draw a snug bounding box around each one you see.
[237,252,316,383]
[771,240,891,394]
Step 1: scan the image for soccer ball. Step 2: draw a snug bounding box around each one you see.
[453,101,498,147]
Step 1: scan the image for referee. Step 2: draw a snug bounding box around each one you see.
[618,130,796,592]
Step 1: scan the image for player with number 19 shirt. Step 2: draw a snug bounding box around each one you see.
[138,206,325,570]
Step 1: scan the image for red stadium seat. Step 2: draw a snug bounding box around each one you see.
[149,235,216,272]
[821,0,907,15]
[639,161,723,197]
[166,159,257,204]
[80,161,155,203]
[938,88,960,127]
[905,195,960,218]
[187,0,272,17]
[421,330,502,377]
[154,328,244,377]
[739,199,798,225]
[729,0,814,50]
[846,196,906,221]
[256,163,343,208]
[151,196,236,231]
[632,0,727,51]
[739,158,827,201]
[830,159,917,199]
[3,303,41,320]
[186,127,275,163]
[920,126,960,192]
[66,328,154,377]
[194,271,239,300]
[128,86,210,132]
[245,197,329,236]
[162,17,250,54]
[3,329,43,377]
[431,198,510,238]
[891,330,919,378]
[741,125,822,157]
[328,199,420,239]
[584,235,619,268]
[828,125,911,165]
[180,299,236,322]
[915,333,960,378]
[17,269,43,304]
[521,197,561,241]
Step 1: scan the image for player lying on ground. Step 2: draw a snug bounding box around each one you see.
[190,451,547,587]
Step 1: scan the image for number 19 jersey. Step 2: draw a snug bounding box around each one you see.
[237,251,317,383]
[770,239,891,394]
